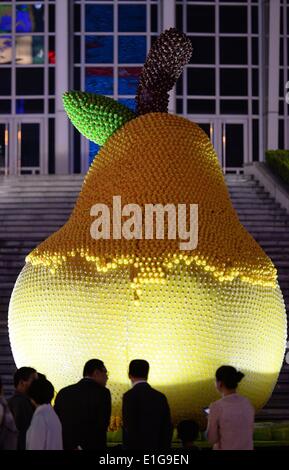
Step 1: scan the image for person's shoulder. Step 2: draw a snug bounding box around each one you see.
[56,383,78,398]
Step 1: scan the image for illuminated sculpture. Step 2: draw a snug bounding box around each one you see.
[8,29,287,426]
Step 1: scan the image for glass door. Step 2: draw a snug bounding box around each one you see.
[1,118,45,175]
[221,120,248,173]
[16,119,44,175]
[0,122,9,176]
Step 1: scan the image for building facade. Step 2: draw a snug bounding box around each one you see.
[0,0,288,176]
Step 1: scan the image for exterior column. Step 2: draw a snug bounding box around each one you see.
[55,0,70,174]
[162,0,176,114]
[266,0,280,149]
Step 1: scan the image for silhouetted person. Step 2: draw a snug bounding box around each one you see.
[122,359,172,450]
[177,420,200,450]
[206,365,255,450]
[54,359,111,450]
[8,367,38,449]
[26,377,62,450]
[0,376,18,450]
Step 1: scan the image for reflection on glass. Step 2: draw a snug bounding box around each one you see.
[16,4,44,33]
[0,4,12,33]
[0,35,12,63]
[85,67,113,95]
[16,35,44,64]
[118,67,141,95]
[85,35,113,63]
[85,4,113,32]
[118,36,146,64]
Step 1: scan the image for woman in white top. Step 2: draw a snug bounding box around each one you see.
[26,377,63,450]
[206,366,255,450]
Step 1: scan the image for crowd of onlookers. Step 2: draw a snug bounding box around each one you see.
[0,360,255,451]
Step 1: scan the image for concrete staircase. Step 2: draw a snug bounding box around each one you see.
[0,174,288,419]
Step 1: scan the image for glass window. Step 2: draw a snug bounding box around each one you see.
[252,6,258,34]
[252,119,259,161]
[74,4,80,32]
[16,36,44,64]
[279,99,284,115]
[190,36,214,64]
[176,75,182,95]
[48,35,55,64]
[48,118,55,174]
[89,141,100,166]
[74,35,80,63]
[118,36,146,64]
[151,4,158,33]
[225,123,244,168]
[252,38,258,65]
[118,67,141,95]
[85,4,113,32]
[176,98,183,114]
[49,3,55,33]
[278,120,284,149]
[74,66,81,90]
[220,6,247,34]
[85,67,113,95]
[118,98,136,112]
[176,4,182,31]
[252,100,259,115]
[0,4,12,33]
[0,67,11,94]
[220,69,248,96]
[0,99,11,113]
[49,67,55,95]
[187,68,215,96]
[187,99,215,114]
[187,5,215,33]
[16,98,44,113]
[49,99,54,113]
[85,35,113,63]
[0,35,12,63]
[16,4,44,33]
[16,67,44,95]
[252,69,259,96]
[220,37,247,65]
[118,4,146,33]
[220,99,248,114]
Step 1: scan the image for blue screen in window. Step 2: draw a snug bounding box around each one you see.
[85,68,113,95]
[85,4,113,32]
[85,35,113,64]
[118,36,146,64]
[118,98,136,113]
[118,4,146,32]
[89,141,100,166]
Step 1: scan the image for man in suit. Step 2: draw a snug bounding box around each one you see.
[8,367,38,450]
[122,359,172,450]
[54,359,111,450]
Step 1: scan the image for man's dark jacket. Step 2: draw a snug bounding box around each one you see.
[122,382,172,450]
[54,378,111,450]
[8,392,35,450]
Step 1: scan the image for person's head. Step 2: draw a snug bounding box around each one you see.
[215,365,245,394]
[27,377,54,407]
[128,359,149,383]
[14,367,38,394]
[177,420,199,447]
[83,359,108,386]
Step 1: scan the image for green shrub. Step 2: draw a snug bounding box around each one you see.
[265,149,289,186]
